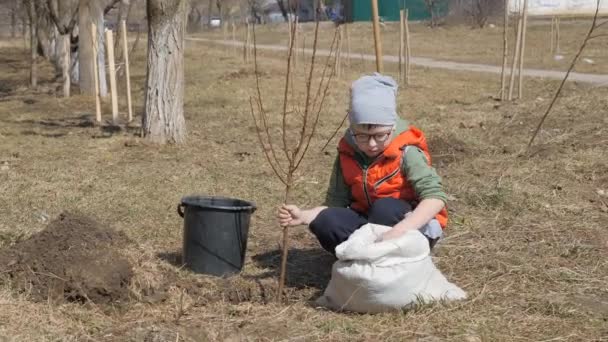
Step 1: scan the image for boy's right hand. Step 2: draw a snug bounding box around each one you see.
[278,204,305,227]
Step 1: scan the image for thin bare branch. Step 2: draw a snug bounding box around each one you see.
[589,33,608,39]
[249,97,287,185]
[280,15,298,164]
[320,112,348,153]
[251,21,286,175]
[292,22,339,165]
[46,0,78,35]
[528,0,601,149]
[295,41,339,170]
[594,19,608,29]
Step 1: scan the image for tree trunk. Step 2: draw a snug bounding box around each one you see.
[143,0,188,144]
[277,0,289,22]
[78,0,107,96]
[29,0,38,88]
[207,0,213,26]
[11,3,17,38]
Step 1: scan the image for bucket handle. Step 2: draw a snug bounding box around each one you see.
[177,203,185,218]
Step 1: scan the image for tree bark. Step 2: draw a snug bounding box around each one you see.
[11,2,17,38]
[143,0,188,144]
[78,0,107,96]
[276,0,289,22]
[29,0,38,88]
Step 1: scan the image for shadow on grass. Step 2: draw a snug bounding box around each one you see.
[156,251,184,268]
[3,114,142,138]
[250,248,334,291]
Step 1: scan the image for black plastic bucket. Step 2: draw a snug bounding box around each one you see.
[177,196,256,277]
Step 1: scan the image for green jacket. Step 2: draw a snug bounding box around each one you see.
[324,119,448,208]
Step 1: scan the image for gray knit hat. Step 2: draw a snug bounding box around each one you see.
[349,73,398,126]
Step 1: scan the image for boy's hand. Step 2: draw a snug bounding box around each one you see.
[379,225,408,241]
[278,204,306,227]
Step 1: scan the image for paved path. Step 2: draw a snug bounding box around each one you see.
[187,37,608,86]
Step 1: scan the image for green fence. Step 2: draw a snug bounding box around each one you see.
[344,0,447,22]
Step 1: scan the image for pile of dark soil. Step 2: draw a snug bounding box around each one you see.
[0,212,134,304]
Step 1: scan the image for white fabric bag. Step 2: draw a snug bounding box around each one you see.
[316,223,467,313]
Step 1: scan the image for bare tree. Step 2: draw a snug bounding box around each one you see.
[143,0,188,143]
[249,6,340,301]
[276,0,289,21]
[464,0,501,28]
[424,0,446,27]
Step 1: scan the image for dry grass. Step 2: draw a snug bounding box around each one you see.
[0,25,607,341]
[201,19,608,74]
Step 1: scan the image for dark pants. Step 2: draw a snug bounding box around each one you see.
[309,198,438,254]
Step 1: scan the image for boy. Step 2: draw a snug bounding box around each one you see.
[278,73,448,254]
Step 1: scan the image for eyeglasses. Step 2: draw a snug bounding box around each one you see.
[350,129,393,144]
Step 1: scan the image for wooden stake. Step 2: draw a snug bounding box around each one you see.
[508,11,523,101]
[232,21,236,55]
[294,16,299,69]
[244,22,250,63]
[92,23,102,123]
[550,16,555,54]
[371,0,383,73]
[517,0,528,99]
[399,10,405,83]
[105,29,119,125]
[405,9,411,85]
[335,26,342,78]
[288,16,292,54]
[121,20,133,122]
[63,36,70,97]
[555,17,560,54]
[345,23,351,70]
[500,0,509,100]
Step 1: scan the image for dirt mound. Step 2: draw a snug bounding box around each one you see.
[0,212,134,304]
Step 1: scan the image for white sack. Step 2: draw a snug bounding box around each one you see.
[316,224,467,313]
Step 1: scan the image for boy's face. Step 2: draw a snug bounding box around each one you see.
[350,125,395,158]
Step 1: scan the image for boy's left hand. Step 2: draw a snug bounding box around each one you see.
[378,224,409,242]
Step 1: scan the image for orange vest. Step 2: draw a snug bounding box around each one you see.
[338,126,448,228]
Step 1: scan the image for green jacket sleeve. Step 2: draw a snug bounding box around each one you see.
[324,156,351,208]
[401,146,448,204]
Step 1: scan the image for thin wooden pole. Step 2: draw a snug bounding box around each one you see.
[121,20,133,122]
[277,182,292,303]
[371,0,383,73]
[288,16,292,51]
[345,23,351,70]
[399,9,405,83]
[232,21,236,55]
[294,16,299,69]
[517,0,528,99]
[63,36,70,97]
[500,0,509,100]
[508,11,523,101]
[244,22,250,63]
[550,17,555,54]
[92,23,102,123]
[335,25,342,78]
[105,29,119,125]
[405,9,411,85]
[555,17,560,54]
[248,23,253,62]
